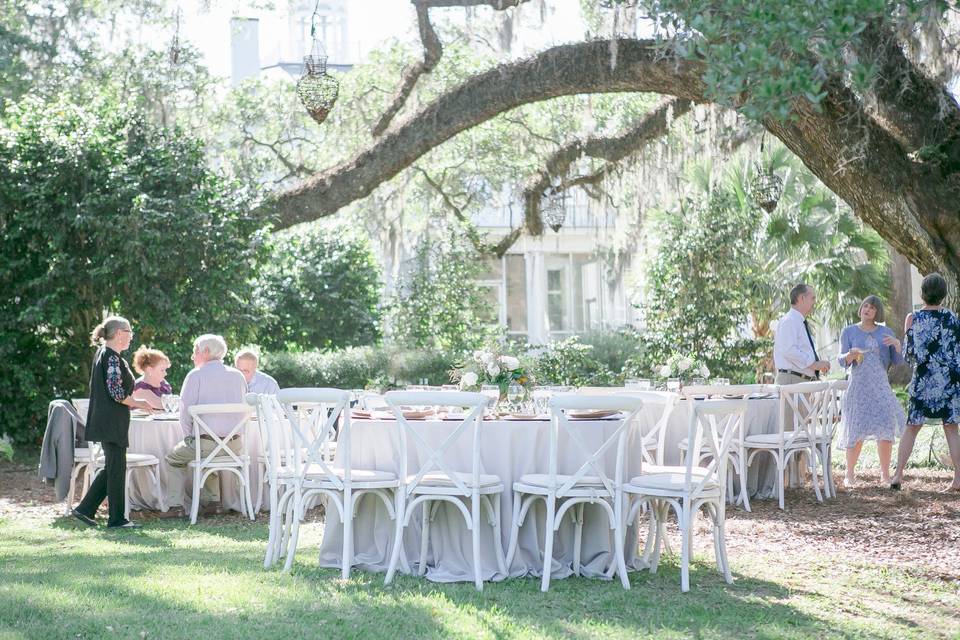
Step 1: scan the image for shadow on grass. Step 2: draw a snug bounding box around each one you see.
[0,516,839,640]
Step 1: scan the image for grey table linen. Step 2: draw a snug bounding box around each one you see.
[318,395,782,583]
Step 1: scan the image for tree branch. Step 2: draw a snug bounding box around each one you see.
[413,165,521,257]
[522,97,693,234]
[371,0,529,137]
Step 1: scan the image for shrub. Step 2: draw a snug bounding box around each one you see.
[254,225,381,352]
[530,337,620,387]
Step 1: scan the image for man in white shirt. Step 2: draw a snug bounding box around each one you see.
[773,283,832,384]
[234,349,280,395]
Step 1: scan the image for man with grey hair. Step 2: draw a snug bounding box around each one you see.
[773,283,832,384]
[234,349,280,395]
[165,334,247,515]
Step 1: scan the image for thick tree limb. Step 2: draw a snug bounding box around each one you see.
[857,20,960,156]
[521,97,693,233]
[371,0,529,136]
[262,36,960,289]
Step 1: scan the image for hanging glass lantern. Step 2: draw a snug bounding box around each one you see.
[297,7,340,125]
[542,189,567,233]
[750,163,783,213]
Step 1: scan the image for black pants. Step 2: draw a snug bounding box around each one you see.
[76,442,127,527]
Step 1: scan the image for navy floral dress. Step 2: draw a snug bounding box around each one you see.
[904,308,960,425]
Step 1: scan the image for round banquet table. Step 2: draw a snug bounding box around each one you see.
[126,416,264,514]
[317,393,781,583]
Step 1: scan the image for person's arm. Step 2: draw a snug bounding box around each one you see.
[132,387,164,410]
[179,371,200,439]
[883,328,905,367]
[838,326,854,368]
[106,355,150,410]
[903,313,916,363]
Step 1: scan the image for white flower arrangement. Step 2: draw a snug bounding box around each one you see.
[452,349,532,392]
[657,354,710,380]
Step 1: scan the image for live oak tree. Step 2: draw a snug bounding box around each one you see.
[261,0,960,294]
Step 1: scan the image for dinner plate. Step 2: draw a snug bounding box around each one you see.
[568,409,620,420]
[502,414,541,421]
[401,409,434,420]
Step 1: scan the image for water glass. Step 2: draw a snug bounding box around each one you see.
[689,377,706,387]
[712,378,730,386]
[666,378,681,392]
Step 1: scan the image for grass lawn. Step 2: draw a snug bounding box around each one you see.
[1,433,958,640]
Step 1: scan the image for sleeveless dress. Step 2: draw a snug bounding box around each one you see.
[840,330,906,448]
[905,308,960,425]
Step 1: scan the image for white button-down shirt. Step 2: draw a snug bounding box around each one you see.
[773,308,817,377]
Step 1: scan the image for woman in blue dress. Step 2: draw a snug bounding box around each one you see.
[837,296,906,487]
[890,273,960,491]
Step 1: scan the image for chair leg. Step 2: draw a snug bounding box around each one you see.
[255,462,266,513]
[505,490,523,569]
[418,501,430,576]
[809,446,823,503]
[264,482,279,568]
[540,494,556,592]
[777,453,786,511]
[572,502,584,577]
[242,463,255,521]
[717,508,732,584]
[640,501,656,564]
[680,503,692,593]
[384,491,406,585]
[739,451,752,512]
[190,467,202,525]
[613,497,630,590]
[471,493,483,591]
[342,489,353,580]
[491,495,508,576]
[283,491,303,573]
[124,469,133,521]
[66,464,81,515]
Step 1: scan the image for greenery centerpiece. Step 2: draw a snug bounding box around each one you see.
[658,354,711,387]
[451,348,533,408]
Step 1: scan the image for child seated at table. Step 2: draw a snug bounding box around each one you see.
[132,346,174,410]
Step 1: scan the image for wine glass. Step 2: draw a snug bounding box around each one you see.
[507,383,524,413]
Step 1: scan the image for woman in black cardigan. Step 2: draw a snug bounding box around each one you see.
[72,316,152,528]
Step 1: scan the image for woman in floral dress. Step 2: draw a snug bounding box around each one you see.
[837,296,906,487]
[890,273,960,491]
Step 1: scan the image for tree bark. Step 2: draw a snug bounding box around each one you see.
[886,242,915,385]
[264,37,960,288]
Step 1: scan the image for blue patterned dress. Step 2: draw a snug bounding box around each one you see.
[904,308,960,425]
[838,324,906,447]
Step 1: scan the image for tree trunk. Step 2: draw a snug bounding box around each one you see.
[886,242,915,385]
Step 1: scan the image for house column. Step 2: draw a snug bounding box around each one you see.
[526,251,548,344]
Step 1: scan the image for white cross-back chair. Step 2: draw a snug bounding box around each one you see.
[677,384,772,512]
[65,399,95,515]
[623,399,745,592]
[744,382,831,509]
[630,391,679,467]
[820,380,847,498]
[276,388,398,576]
[246,393,297,568]
[506,394,644,592]
[65,398,165,519]
[187,403,255,524]
[252,399,336,514]
[383,391,505,591]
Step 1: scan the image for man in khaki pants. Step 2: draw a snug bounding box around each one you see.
[166,334,247,514]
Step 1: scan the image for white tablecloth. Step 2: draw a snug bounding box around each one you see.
[126,418,264,514]
[318,394,783,583]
